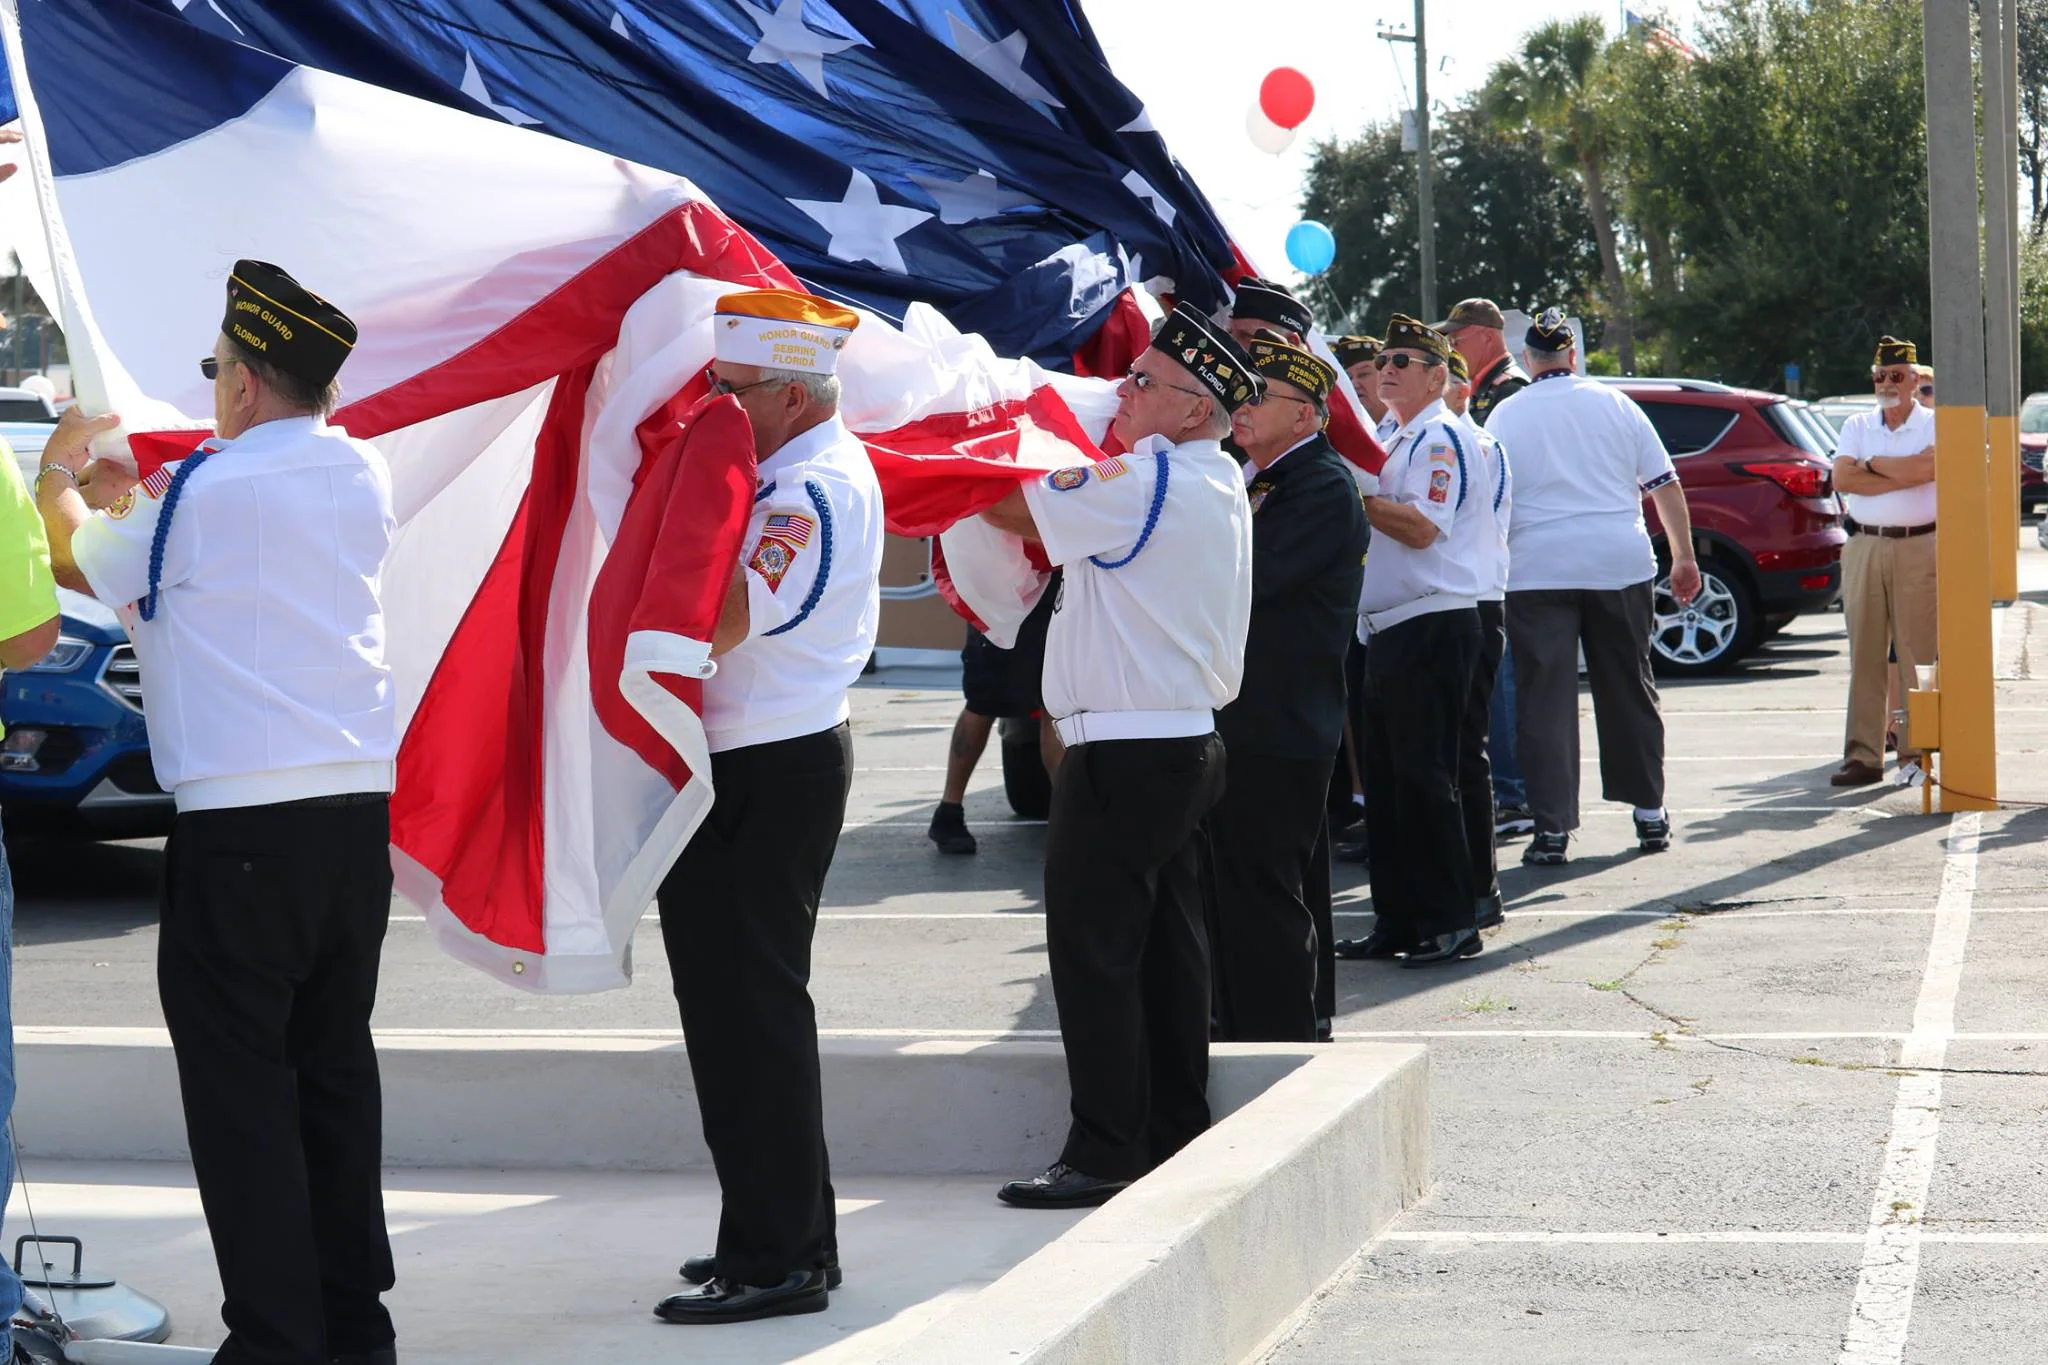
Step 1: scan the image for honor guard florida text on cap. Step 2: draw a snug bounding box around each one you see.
[1229,276,1315,337]
[1151,303,1264,412]
[1381,313,1452,363]
[1245,338,1336,405]
[224,260,357,388]
[1524,307,1576,354]
[714,289,860,375]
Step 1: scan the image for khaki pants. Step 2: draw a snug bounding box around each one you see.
[1841,531,1937,766]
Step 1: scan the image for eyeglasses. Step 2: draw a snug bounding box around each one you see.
[1872,368,1915,386]
[199,356,238,380]
[1127,368,1208,399]
[709,374,784,399]
[1918,385,1935,397]
[1372,352,1443,371]
[1246,390,1316,409]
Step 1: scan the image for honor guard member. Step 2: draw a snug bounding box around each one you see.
[1444,348,1473,416]
[1335,315,1488,967]
[1333,336,1388,428]
[1207,339,1365,1041]
[1829,336,1938,787]
[1456,391,1513,929]
[980,303,1255,1209]
[654,290,885,1325]
[1227,275,1315,349]
[1438,298,1529,428]
[1485,309,1699,865]
[37,263,399,1365]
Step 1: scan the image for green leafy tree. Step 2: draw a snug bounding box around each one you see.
[1476,16,1637,370]
[1604,0,1928,394]
[1298,107,1600,336]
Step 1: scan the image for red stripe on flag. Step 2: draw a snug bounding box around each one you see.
[862,387,1105,538]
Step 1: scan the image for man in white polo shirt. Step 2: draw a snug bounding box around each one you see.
[1828,336,1937,787]
[656,289,885,1326]
[978,302,1254,1210]
[1486,308,1701,867]
[36,261,399,1365]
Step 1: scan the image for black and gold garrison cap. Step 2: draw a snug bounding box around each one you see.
[223,260,358,388]
[1382,313,1452,363]
[1151,303,1263,412]
[1245,338,1336,404]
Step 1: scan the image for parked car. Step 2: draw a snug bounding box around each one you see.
[0,587,171,838]
[2021,391,2048,516]
[1811,393,1877,435]
[1603,379,1845,677]
[0,385,61,474]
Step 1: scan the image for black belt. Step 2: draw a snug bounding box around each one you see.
[1845,517,1935,539]
[274,792,388,809]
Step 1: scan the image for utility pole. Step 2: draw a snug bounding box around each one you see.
[1916,0,1997,815]
[1985,0,2022,603]
[1378,1,1436,322]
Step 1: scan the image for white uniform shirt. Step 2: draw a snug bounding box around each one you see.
[1485,373,1677,592]
[71,415,396,812]
[1460,412,1512,601]
[1024,435,1252,734]
[1358,398,1486,634]
[1836,402,1937,527]
[704,414,884,753]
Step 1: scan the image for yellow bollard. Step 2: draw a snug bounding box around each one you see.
[1932,404,1997,812]
[1990,412,2020,602]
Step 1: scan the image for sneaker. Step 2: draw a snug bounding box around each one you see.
[1494,803,1536,841]
[1522,831,1569,866]
[1634,811,1672,853]
[927,801,977,855]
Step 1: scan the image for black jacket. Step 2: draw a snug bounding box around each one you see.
[1216,434,1369,760]
[1468,354,1530,428]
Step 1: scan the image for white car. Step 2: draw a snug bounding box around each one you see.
[0,384,61,477]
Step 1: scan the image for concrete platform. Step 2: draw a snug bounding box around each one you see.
[11,1037,1428,1363]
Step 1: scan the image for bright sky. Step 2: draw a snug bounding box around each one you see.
[1085,0,1701,282]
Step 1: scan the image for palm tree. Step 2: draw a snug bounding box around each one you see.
[1478,16,1635,371]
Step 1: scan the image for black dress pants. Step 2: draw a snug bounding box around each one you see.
[657,722,851,1287]
[1460,600,1507,901]
[1305,814,1336,1023]
[1047,734,1226,1180]
[158,796,395,1365]
[1361,608,1482,944]
[1206,752,1331,1042]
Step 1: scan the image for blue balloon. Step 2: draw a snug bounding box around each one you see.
[1285,220,1337,275]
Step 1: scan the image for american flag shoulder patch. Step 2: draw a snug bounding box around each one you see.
[141,464,177,500]
[763,512,814,547]
[1095,456,1129,481]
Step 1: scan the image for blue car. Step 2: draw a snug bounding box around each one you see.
[0,588,172,838]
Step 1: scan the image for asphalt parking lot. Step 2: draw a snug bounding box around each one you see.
[15,543,2048,1361]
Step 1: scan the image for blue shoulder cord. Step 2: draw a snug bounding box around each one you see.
[1089,450,1169,570]
[1438,424,1471,512]
[140,447,217,623]
[763,478,834,637]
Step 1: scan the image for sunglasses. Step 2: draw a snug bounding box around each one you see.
[1373,352,1443,371]
[1246,390,1315,409]
[1872,369,1915,386]
[1918,385,1935,397]
[198,355,238,380]
[1127,368,1208,399]
[709,374,783,399]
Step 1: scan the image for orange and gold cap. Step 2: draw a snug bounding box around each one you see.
[714,289,859,374]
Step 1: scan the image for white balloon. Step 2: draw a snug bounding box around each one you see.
[1245,103,1297,156]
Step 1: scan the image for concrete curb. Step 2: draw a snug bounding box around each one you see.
[882,1042,1430,1365]
[14,1028,1350,1176]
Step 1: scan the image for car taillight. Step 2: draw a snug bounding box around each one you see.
[1734,460,1831,499]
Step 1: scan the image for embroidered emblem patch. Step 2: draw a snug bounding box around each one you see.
[1095,456,1129,481]
[103,490,136,521]
[1428,468,1451,503]
[763,512,814,547]
[1248,481,1274,514]
[749,535,799,591]
[1049,467,1089,491]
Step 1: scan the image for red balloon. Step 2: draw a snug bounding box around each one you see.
[1259,67,1315,130]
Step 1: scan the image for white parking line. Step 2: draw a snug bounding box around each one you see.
[1387,1229,2048,1247]
[1837,811,1979,1364]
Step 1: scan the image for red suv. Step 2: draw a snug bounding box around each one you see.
[1604,379,1845,676]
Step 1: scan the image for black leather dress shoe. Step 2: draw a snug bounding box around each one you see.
[682,1252,842,1290]
[997,1161,1130,1209]
[1401,928,1483,966]
[329,1349,397,1365]
[1332,930,1408,960]
[1476,890,1505,930]
[654,1270,828,1324]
